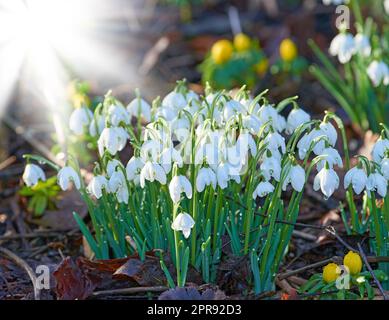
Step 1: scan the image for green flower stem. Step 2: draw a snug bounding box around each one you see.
[172,203,181,287]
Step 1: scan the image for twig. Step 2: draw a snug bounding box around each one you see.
[292,230,317,241]
[92,286,168,297]
[278,257,341,280]
[357,243,388,300]
[324,226,357,251]
[0,246,40,300]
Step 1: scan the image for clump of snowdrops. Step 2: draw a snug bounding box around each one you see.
[22,80,386,293]
[311,0,389,132]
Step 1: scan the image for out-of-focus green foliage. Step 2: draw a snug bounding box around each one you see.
[19,176,60,216]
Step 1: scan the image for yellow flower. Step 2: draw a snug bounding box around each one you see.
[323,263,339,283]
[211,39,233,64]
[343,251,363,275]
[233,33,251,52]
[280,38,298,62]
[255,58,269,75]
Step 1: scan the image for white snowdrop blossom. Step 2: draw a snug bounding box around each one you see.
[89,115,106,137]
[98,127,128,156]
[367,61,389,87]
[169,175,193,203]
[260,153,281,181]
[366,172,387,198]
[344,166,368,195]
[127,98,151,122]
[22,164,46,187]
[252,181,275,199]
[282,164,306,192]
[139,161,167,188]
[126,157,144,184]
[381,158,389,180]
[372,138,389,163]
[314,166,339,198]
[196,167,217,192]
[316,147,343,171]
[106,159,124,177]
[297,128,325,159]
[107,104,130,126]
[57,166,81,191]
[258,105,286,132]
[385,0,389,14]
[171,212,195,238]
[286,108,311,134]
[108,171,129,204]
[69,108,93,136]
[329,33,355,64]
[162,91,187,110]
[264,131,286,154]
[354,34,371,57]
[87,175,109,199]
[319,121,337,146]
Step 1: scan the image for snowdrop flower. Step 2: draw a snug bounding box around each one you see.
[223,100,245,122]
[216,163,232,189]
[127,98,151,122]
[155,106,177,122]
[319,121,337,146]
[286,108,311,134]
[98,127,128,156]
[354,34,371,57]
[260,153,281,181]
[242,114,262,134]
[107,104,130,126]
[69,107,93,135]
[22,164,46,187]
[106,159,124,177]
[264,131,286,154]
[385,0,389,14]
[344,166,368,195]
[108,171,129,203]
[139,161,167,188]
[162,91,187,110]
[372,138,389,163]
[317,147,343,171]
[252,181,275,199]
[126,157,144,184]
[381,158,389,180]
[297,128,325,159]
[169,175,192,203]
[258,104,286,132]
[140,139,164,163]
[171,212,195,238]
[196,167,217,192]
[329,33,355,64]
[89,115,106,137]
[57,166,81,191]
[314,165,339,198]
[237,132,257,157]
[366,172,387,198]
[282,164,306,192]
[160,147,183,174]
[87,175,108,199]
[367,61,389,87]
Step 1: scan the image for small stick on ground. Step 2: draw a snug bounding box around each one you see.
[92,286,168,297]
[357,242,388,300]
[0,246,40,300]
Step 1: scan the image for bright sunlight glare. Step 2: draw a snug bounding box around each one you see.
[0,0,134,121]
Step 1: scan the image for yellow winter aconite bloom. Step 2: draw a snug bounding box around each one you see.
[234,33,251,52]
[280,38,298,62]
[343,251,363,275]
[211,40,233,64]
[255,58,269,75]
[323,263,339,283]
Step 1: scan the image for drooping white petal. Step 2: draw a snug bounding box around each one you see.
[22,164,46,187]
[171,212,195,239]
[57,167,81,191]
[252,181,275,199]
